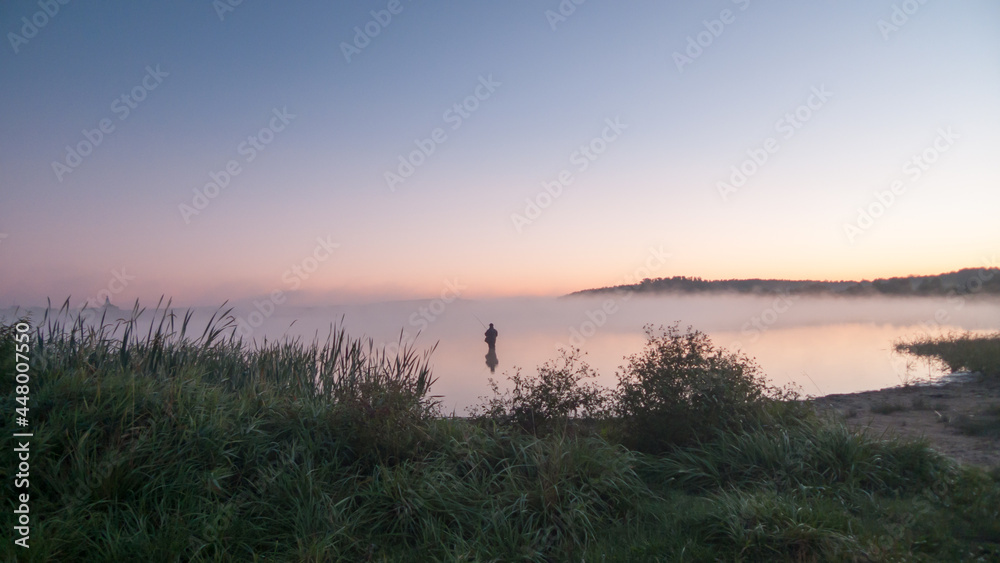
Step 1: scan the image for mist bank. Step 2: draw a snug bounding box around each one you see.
[5,293,1000,410]
[6,292,1000,350]
[571,267,1000,299]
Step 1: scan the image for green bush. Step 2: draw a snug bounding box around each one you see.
[615,323,795,453]
[469,348,610,435]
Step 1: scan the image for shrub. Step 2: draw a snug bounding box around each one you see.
[615,323,795,453]
[469,348,610,435]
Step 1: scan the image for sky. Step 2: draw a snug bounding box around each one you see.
[1,0,998,308]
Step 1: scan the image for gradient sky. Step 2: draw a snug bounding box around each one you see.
[2,0,998,307]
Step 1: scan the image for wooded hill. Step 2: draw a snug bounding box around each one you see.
[568,267,1000,298]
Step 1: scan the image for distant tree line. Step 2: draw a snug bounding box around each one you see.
[568,268,1000,298]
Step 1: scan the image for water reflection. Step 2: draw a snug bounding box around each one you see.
[484,322,498,373]
[485,347,498,373]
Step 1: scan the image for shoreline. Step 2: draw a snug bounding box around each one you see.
[814,374,1000,468]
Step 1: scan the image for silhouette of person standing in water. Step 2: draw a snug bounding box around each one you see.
[484,323,499,373]
[484,323,498,350]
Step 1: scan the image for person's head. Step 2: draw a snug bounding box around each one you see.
[489,323,493,328]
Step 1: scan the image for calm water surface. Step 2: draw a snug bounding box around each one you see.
[10,294,1000,413]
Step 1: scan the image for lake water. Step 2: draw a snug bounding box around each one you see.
[8,294,1000,413]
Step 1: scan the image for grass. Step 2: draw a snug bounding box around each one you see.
[2,305,1000,561]
[950,405,1000,439]
[871,400,909,414]
[911,396,949,411]
[895,331,1000,378]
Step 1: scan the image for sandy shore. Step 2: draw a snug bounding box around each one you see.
[815,375,1000,468]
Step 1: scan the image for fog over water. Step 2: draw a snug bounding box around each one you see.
[8,294,1000,412]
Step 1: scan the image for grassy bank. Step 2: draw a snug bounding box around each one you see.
[2,309,999,561]
[894,331,1000,443]
[895,331,1000,378]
